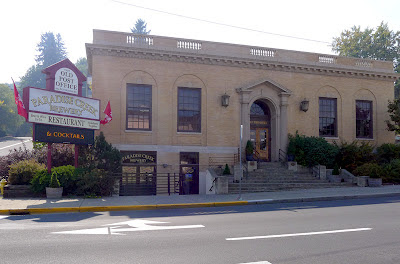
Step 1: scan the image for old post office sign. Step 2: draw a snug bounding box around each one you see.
[33,124,94,145]
[55,68,78,95]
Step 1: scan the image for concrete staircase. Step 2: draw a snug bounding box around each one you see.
[228,162,353,194]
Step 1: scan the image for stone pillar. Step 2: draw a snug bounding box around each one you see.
[279,93,290,152]
[241,101,250,149]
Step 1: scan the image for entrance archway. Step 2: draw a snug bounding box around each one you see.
[250,100,271,161]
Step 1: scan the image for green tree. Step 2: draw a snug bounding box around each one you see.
[0,84,25,136]
[332,22,400,97]
[78,132,122,173]
[36,32,67,68]
[131,18,151,34]
[75,57,88,77]
[19,32,67,89]
[386,98,400,134]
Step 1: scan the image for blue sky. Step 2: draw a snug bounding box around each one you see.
[1,0,399,84]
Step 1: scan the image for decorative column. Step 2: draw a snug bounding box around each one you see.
[279,93,290,152]
[237,89,252,149]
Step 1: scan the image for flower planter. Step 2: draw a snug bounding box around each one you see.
[368,178,382,187]
[329,174,342,183]
[46,187,63,199]
[357,176,369,187]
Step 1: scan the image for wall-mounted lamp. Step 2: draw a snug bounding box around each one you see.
[221,93,230,107]
[162,164,169,168]
[300,98,309,112]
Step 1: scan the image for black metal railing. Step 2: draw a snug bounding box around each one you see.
[312,164,321,179]
[113,173,180,196]
[279,149,287,164]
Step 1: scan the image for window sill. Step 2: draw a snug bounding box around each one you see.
[356,138,374,141]
[321,136,339,140]
[177,132,202,135]
[125,130,152,133]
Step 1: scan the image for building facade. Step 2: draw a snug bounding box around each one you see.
[86,29,397,194]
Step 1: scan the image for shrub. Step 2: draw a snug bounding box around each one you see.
[376,143,400,164]
[332,164,340,175]
[222,164,231,175]
[353,163,383,178]
[245,140,254,155]
[52,165,77,194]
[75,169,115,197]
[288,132,338,167]
[0,145,36,179]
[31,165,77,195]
[334,141,375,173]
[35,144,75,167]
[49,172,61,188]
[8,159,46,185]
[78,132,122,173]
[30,170,50,194]
[382,159,400,183]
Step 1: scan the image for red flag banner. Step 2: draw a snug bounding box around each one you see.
[12,79,28,119]
[100,100,112,125]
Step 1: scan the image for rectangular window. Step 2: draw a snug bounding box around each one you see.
[319,97,337,137]
[126,84,152,131]
[356,100,373,139]
[178,87,201,132]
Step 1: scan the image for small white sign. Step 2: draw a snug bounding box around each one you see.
[29,112,100,130]
[55,67,79,95]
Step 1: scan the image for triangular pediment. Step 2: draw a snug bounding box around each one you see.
[236,78,292,94]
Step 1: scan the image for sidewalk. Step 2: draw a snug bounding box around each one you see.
[1,185,400,215]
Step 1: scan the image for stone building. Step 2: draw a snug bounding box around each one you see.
[86,29,397,194]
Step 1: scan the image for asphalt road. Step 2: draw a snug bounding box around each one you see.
[0,136,33,156]
[1,196,400,264]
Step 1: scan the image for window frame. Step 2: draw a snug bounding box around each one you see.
[356,100,373,139]
[177,87,201,133]
[126,83,152,131]
[319,97,337,137]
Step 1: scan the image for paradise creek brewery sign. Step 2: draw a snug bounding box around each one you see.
[22,59,101,170]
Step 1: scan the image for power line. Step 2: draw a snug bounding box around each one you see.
[112,0,331,45]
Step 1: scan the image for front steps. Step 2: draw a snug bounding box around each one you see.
[228,162,353,194]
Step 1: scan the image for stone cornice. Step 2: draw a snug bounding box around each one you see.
[86,44,398,81]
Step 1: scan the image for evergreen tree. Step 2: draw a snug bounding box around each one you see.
[131,19,151,34]
[19,32,67,89]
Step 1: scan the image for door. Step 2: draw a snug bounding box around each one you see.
[179,152,199,195]
[255,128,269,161]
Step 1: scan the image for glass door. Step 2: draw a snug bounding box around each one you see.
[255,128,269,161]
[179,152,199,195]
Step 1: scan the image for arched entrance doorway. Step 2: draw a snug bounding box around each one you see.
[250,100,271,161]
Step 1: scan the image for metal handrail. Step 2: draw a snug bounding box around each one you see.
[279,149,287,163]
[209,178,217,192]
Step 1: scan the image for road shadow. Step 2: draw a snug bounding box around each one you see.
[5,211,103,223]
[108,195,400,219]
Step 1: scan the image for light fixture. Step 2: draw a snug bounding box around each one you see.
[300,98,309,112]
[162,164,169,168]
[221,93,230,107]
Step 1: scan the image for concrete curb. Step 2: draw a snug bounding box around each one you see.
[1,192,399,215]
[0,201,249,215]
